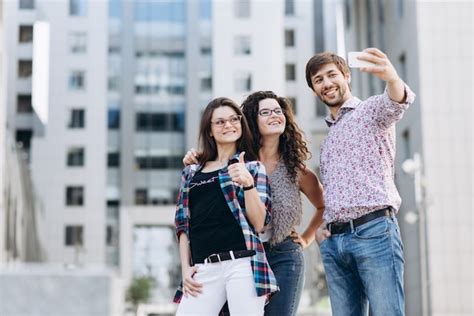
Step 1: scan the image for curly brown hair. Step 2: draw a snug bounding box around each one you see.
[241,91,310,183]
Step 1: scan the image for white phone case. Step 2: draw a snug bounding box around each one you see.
[348,52,375,68]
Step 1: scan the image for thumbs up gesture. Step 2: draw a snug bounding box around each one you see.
[227,152,254,187]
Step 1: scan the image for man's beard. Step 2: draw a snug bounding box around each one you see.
[320,85,347,108]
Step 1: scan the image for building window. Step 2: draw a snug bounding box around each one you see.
[285,0,295,16]
[19,0,34,9]
[135,113,184,132]
[378,0,385,24]
[234,0,250,18]
[135,189,148,205]
[135,156,183,170]
[107,199,120,207]
[65,225,83,246]
[67,147,85,167]
[17,94,33,113]
[69,71,85,90]
[377,0,386,53]
[200,77,212,91]
[109,0,121,18]
[15,129,33,150]
[285,64,296,81]
[149,197,174,205]
[106,225,117,246]
[108,109,120,129]
[344,0,351,27]
[200,46,211,55]
[69,32,87,54]
[134,1,186,22]
[166,84,185,95]
[109,45,120,54]
[288,97,297,115]
[234,35,251,55]
[66,186,84,206]
[199,0,211,20]
[19,25,33,43]
[402,129,411,160]
[18,60,33,78]
[108,76,119,91]
[284,29,295,47]
[68,109,85,128]
[399,53,407,82]
[234,72,252,92]
[134,188,175,205]
[396,0,404,18]
[70,0,87,16]
[107,152,120,168]
[135,83,159,95]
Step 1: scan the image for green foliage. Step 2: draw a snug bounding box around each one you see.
[126,276,153,309]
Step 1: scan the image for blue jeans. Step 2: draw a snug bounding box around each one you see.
[264,237,305,316]
[319,215,405,316]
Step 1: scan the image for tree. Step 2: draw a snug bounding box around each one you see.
[126,276,153,316]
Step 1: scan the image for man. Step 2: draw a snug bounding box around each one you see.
[306,48,415,316]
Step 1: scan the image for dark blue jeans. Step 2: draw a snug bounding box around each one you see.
[320,215,405,316]
[264,237,305,316]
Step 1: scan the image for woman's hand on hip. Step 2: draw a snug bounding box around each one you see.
[182,265,203,298]
[291,231,311,249]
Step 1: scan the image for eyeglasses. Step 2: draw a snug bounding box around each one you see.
[211,115,242,127]
[258,108,284,117]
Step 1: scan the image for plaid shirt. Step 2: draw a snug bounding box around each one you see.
[173,153,278,303]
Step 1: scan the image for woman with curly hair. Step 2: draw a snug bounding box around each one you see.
[184,91,325,316]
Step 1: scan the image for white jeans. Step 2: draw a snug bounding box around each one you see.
[176,257,266,316]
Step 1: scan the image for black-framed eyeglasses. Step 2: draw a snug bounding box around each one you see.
[211,115,242,127]
[258,108,284,117]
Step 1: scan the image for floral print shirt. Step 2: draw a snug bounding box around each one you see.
[320,86,416,223]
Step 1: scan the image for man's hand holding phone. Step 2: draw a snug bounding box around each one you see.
[348,48,405,102]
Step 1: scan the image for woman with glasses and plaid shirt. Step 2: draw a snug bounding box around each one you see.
[174,97,278,315]
[184,91,325,316]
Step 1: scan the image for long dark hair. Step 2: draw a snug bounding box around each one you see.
[241,91,310,183]
[198,97,257,166]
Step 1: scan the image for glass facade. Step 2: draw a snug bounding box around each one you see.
[130,0,187,209]
[102,0,213,292]
[134,0,186,22]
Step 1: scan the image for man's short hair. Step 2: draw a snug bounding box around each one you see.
[305,52,350,91]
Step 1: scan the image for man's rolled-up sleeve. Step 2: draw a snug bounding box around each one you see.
[373,84,416,128]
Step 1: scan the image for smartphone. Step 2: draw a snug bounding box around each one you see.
[348,52,375,68]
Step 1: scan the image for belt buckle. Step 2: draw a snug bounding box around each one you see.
[328,221,352,234]
[327,223,333,233]
[328,222,343,234]
[349,219,355,231]
[207,253,221,263]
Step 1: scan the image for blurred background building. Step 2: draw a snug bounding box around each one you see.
[0,0,472,315]
[1,0,43,270]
